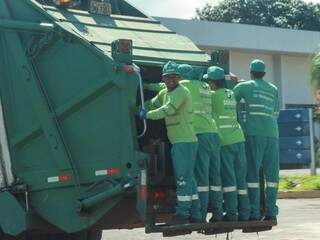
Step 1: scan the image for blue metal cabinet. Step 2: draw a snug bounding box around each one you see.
[279,136,310,150]
[278,109,309,123]
[280,149,311,165]
[278,109,313,165]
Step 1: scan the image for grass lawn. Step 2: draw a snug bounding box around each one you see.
[279,175,320,191]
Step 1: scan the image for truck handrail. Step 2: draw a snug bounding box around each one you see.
[134,65,147,138]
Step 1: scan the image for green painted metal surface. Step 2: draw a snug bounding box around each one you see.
[0,0,210,235]
[0,192,27,236]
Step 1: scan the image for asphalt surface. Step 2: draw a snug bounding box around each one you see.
[103,198,320,240]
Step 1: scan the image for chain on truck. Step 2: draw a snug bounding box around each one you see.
[0,0,276,239]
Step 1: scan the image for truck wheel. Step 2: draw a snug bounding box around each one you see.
[68,229,102,240]
[87,230,102,240]
[45,229,102,240]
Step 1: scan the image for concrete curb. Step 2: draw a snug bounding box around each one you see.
[278,190,320,199]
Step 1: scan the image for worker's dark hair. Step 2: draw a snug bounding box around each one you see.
[212,79,226,89]
[251,71,266,79]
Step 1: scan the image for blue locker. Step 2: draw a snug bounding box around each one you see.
[279,136,310,150]
[280,149,311,165]
[278,122,310,137]
[278,109,309,123]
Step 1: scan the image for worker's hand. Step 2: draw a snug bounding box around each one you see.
[139,109,147,120]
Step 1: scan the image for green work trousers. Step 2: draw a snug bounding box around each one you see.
[245,136,280,219]
[171,142,201,219]
[221,142,250,221]
[194,133,223,221]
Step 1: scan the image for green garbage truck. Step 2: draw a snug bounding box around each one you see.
[0,0,276,239]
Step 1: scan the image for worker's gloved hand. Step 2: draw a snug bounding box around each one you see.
[139,109,147,120]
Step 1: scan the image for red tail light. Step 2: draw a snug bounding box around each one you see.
[124,65,135,73]
[154,191,166,199]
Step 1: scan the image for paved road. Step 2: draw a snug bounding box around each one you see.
[103,198,320,240]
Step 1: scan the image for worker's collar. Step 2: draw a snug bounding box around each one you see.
[167,84,180,92]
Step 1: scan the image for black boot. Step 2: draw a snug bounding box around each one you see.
[168,215,189,225]
[209,216,223,223]
[262,215,277,221]
[190,217,205,223]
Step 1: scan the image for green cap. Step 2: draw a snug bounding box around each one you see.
[250,59,266,72]
[203,66,225,81]
[178,64,193,79]
[162,61,180,76]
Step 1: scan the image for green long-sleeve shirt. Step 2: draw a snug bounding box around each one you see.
[144,80,218,134]
[233,79,279,138]
[211,88,245,146]
[145,84,197,144]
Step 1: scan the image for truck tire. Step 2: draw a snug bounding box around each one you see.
[57,229,102,240]
[87,230,102,240]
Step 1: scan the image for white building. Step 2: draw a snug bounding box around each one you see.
[156,17,320,108]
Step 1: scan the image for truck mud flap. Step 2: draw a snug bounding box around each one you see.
[146,220,277,237]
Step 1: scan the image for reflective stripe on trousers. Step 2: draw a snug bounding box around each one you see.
[247,182,259,188]
[266,182,278,188]
[192,194,199,200]
[210,186,222,191]
[197,186,209,192]
[177,195,192,202]
[223,186,237,193]
[238,189,248,195]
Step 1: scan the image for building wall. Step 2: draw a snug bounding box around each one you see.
[201,48,315,107]
[230,51,275,83]
[280,55,315,105]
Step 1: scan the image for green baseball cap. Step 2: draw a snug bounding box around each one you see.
[178,64,193,79]
[162,61,180,76]
[203,66,225,81]
[250,59,266,72]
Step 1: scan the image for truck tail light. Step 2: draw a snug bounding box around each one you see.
[124,65,135,73]
[154,191,166,199]
[48,175,72,183]
[140,185,147,201]
[53,0,72,6]
[95,168,120,176]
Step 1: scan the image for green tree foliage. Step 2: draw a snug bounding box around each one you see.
[196,0,320,31]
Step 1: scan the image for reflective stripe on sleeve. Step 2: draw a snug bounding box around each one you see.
[266,182,279,188]
[238,189,248,195]
[197,186,209,192]
[247,182,260,188]
[210,186,222,191]
[223,186,237,192]
[177,195,192,202]
[219,125,234,129]
[194,110,211,115]
[219,116,236,119]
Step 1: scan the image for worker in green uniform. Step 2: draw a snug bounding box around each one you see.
[144,64,223,222]
[233,59,280,221]
[204,66,250,221]
[139,61,201,224]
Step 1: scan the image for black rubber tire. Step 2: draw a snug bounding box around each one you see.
[59,229,102,240]
[87,230,102,240]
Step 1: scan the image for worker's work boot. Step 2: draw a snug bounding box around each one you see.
[262,215,277,221]
[168,215,189,225]
[223,214,238,222]
[189,217,204,223]
[209,216,223,223]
